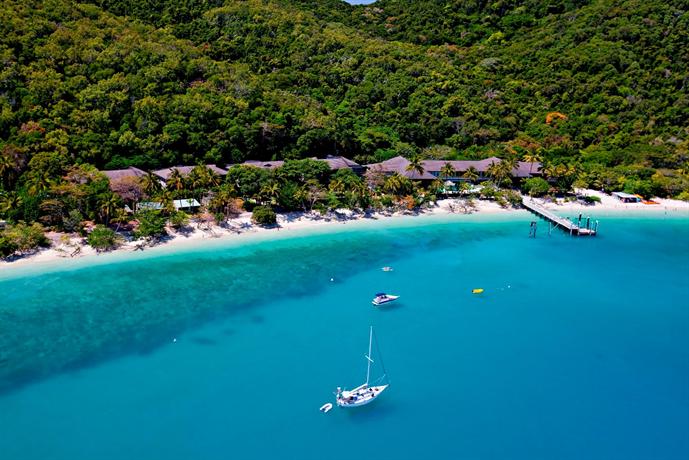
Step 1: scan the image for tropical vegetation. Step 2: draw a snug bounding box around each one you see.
[0,0,687,257]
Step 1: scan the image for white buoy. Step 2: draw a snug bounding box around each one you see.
[330,278,334,282]
[173,338,177,343]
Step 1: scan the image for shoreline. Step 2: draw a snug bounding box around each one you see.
[2,191,688,278]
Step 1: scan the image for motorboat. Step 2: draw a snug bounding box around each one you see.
[336,326,389,408]
[372,293,399,306]
[381,266,394,272]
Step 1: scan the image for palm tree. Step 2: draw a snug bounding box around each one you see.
[159,189,175,214]
[260,182,280,205]
[205,168,221,189]
[541,163,557,182]
[111,208,130,232]
[99,194,121,225]
[440,162,456,180]
[329,178,346,196]
[430,178,444,194]
[462,166,479,183]
[522,152,543,176]
[209,184,238,218]
[0,192,21,215]
[166,168,185,192]
[352,181,371,209]
[498,157,517,187]
[405,155,425,178]
[141,172,162,197]
[384,173,410,196]
[26,170,54,197]
[486,161,504,187]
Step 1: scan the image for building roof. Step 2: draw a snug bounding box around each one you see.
[421,157,501,173]
[138,202,164,210]
[366,156,541,179]
[512,161,542,178]
[101,167,147,182]
[240,160,286,169]
[173,199,201,209]
[612,192,640,199]
[366,156,436,180]
[152,165,228,181]
[321,155,362,170]
[240,156,361,171]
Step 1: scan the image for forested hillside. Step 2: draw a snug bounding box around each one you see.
[0,0,688,228]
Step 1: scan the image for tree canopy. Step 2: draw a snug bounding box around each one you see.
[0,0,687,236]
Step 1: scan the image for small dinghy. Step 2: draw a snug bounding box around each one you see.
[381,266,394,272]
[472,288,484,294]
[319,403,333,413]
[372,293,399,306]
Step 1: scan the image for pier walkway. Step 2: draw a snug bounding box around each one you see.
[522,199,597,236]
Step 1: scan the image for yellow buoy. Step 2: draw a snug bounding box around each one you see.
[472,289,484,294]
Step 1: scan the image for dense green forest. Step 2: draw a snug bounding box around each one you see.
[0,0,688,255]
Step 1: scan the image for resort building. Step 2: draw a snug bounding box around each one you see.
[151,165,227,182]
[137,201,164,211]
[366,156,541,183]
[612,192,642,203]
[172,199,201,211]
[101,166,147,183]
[240,160,286,169]
[321,155,365,174]
[137,199,201,212]
[238,155,363,174]
[151,165,228,182]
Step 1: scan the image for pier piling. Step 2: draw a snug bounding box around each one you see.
[521,199,598,237]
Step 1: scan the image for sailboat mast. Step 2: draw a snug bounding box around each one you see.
[366,326,373,385]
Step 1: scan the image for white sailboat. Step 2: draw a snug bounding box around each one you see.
[336,326,389,408]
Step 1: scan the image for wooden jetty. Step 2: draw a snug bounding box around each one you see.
[521,199,598,236]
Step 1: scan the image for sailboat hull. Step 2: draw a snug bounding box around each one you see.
[336,385,388,408]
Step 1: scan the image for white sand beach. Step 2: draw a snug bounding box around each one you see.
[2,191,688,273]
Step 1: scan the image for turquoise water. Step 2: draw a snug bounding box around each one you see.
[1,213,688,459]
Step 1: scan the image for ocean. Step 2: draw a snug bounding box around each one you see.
[1,212,688,459]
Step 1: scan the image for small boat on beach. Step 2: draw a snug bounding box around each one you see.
[372,293,399,306]
[336,326,389,408]
[319,403,333,413]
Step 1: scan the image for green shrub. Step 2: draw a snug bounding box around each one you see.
[87,225,119,251]
[521,177,550,197]
[251,206,277,226]
[63,210,83,233]
[582,195,601,204]
[495,193,509,208]
[379,195,394,207]
[0,235,18,258]
[676,190,689,202]
[2,222,49,253]
[504,190,522,207]
[168,211,189,229]
[134,210,168,239]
